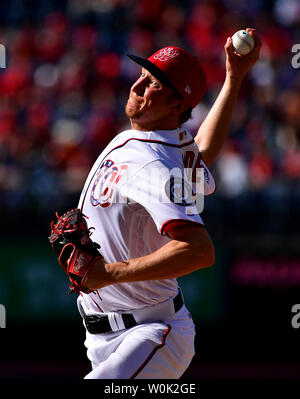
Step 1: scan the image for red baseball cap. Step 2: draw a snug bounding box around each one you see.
[127,47,206,108]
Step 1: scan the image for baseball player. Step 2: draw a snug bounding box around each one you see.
[49,29,261,379]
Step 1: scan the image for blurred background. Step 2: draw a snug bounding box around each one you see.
[0,0,300,380]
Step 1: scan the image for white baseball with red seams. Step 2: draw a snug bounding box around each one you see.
[232,30,255,55]
[77,127,215,379]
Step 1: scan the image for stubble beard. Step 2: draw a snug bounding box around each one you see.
[125,98,144,120]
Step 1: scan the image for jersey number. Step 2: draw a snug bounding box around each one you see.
[183,151,203,182]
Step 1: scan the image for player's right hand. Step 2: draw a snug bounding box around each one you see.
[225,28,262,82]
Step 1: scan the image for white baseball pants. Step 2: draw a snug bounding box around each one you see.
[82,305,195,379]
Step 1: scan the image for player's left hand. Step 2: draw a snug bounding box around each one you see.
[81,256,110,290]
[225,28,262,82]
[49,208,104,294]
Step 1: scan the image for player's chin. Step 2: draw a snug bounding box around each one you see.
[125,101,142,119]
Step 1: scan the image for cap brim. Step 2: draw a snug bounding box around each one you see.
[127,53,183,98]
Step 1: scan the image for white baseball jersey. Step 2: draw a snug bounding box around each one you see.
[78,127,215,314]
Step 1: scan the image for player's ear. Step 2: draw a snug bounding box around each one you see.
[177,99,189,113]
[167,95,187,113]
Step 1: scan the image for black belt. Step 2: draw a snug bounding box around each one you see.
[83,290,184,334]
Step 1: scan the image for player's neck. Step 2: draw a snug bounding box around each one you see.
[129,119,179,132]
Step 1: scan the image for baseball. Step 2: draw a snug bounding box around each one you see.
[232,30,255,55]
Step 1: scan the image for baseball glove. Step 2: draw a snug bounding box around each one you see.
[49,208,103,294]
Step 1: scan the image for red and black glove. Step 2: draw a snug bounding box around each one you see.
[49,208,103,294]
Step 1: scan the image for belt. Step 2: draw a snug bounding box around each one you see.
[82,290,184,335]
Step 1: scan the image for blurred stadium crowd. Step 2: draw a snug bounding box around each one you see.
[0,0,299,214]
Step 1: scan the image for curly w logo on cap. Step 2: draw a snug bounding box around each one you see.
[153,47,180,61]
[127,46,207,108]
